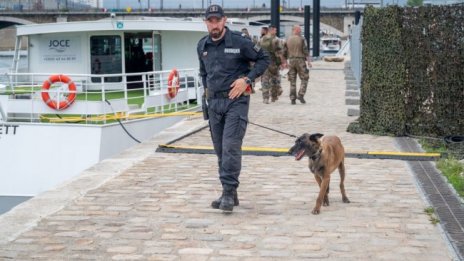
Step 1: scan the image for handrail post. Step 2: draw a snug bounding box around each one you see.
[143,73,147,113]
[195,69,202,106]
[160,72,165,114]
[101,76,106,124]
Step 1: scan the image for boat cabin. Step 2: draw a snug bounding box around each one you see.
[12,17,209,90]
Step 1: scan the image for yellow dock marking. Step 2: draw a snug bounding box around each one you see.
[159,144,441,157]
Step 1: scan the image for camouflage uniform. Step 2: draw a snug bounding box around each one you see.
[259,34,283,103]
[285,34,310,101]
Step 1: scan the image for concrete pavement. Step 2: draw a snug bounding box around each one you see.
[0,59,457,260]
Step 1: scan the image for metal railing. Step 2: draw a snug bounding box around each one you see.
[0,68,203,123]
[350,16,363,87]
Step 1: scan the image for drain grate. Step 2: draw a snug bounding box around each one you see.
[397,137,464,260]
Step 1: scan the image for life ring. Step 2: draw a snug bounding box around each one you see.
[41,74,77,110]
[167,69,179,99]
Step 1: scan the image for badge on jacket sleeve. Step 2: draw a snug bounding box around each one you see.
[253,44,261,52]
[202,51,208,57]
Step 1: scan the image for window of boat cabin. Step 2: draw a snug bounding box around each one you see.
[90,35,122,83]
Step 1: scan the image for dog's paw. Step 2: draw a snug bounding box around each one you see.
[312,208,320,215]
[342,197,350,203]
[323,197,330,206]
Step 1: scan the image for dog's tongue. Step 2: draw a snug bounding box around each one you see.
[295,149,305,161]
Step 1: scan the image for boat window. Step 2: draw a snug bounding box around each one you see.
[124,32,154,88]
[90,35,122,83]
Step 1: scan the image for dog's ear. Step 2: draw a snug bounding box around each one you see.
[309,133,324,142]
[297,133,311,142]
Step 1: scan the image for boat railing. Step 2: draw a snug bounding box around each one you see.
[0,68,204,124]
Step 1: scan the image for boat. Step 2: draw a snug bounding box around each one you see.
[320,35,342,54]
[0,16,262,204]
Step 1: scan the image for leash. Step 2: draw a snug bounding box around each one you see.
[247,120,298,138]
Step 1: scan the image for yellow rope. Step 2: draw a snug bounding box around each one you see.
[41,111,202,123]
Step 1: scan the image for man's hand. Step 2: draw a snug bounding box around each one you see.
[229,78,248,99]
[279,56,288,70]
[307,57,313,68]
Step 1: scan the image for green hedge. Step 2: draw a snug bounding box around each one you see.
[357,5,464,137]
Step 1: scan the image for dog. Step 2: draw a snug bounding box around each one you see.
[288,133,350,214]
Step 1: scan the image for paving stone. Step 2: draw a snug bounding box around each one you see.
[295,251,330,258]
[347,108,360,116]
[160,234,188,240]
[146,255,178,261]
[347,84,359,90]
[184,218,214,228]
[218,250,254,257]
[111,254,144,260]
[345,98,360,105]
[178,248,213,255]
[107,246,138,254]
[259,250,291,257]
[194,234,224,241]
[43,244,66,251]
[220,229,241,235]
[291,244,323,251]
[143,247,173,255]
[53,231,82,237]
[345,90,360,97]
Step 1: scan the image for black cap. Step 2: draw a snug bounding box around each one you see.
[205,4,224,19]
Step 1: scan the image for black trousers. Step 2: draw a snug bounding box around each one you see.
[207,95,250,188]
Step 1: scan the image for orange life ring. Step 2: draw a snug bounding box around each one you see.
[41,74,77,110]
[167,69,179,99]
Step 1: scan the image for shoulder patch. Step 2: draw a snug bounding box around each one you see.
[253,44,261,52]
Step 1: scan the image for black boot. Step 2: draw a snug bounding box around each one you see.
[297,96,306,104]
[211,188,239,209]
[219,185,237,212]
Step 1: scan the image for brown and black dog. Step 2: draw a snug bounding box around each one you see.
[288,133,350,214]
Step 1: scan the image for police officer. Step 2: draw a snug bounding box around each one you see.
[285,24,312,104]
[197,5,270,212]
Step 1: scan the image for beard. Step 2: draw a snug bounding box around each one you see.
[209,28,224,39]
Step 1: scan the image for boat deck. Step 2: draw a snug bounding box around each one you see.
[0,60,458,260]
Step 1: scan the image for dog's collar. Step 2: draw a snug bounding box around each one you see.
[310,149,322,161]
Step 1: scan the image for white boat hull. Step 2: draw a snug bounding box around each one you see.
[0,115,184,196]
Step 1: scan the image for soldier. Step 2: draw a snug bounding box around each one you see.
[260,26,268,39]
[241,28,251,40]
[197,5,270,212]
[259,25,287,104]
[285,24,312,104]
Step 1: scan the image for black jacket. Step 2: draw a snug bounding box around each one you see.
[197,27,270,93]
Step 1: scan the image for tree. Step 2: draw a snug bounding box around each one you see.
[407,0,424,6]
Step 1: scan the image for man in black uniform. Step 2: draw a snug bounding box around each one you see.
[197,4,270,212]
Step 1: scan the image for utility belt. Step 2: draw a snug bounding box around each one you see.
[208,85,252,99]
[208,90,230,99]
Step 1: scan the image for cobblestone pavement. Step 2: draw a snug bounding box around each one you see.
[0,60,457,260]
